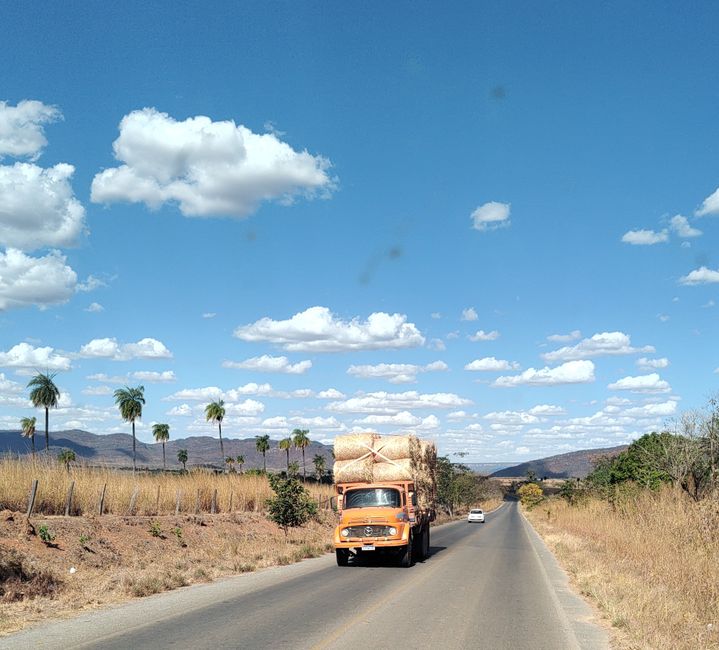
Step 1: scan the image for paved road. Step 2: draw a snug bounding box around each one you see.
[5,501,607,649]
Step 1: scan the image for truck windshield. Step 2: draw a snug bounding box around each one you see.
[344,488,401,509]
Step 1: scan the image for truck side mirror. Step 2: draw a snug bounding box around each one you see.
[409,491,417,507]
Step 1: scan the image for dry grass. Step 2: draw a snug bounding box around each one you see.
[0,458,334,516]
[525,488,719,649]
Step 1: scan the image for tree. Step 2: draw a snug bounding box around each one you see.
[236,454,245,474]
[288,460,300,477]
[20,416,37,458]
[279,437,292,471]
[204,400,226,467]
[113,386,145,473]
[57,449,76,472]
[292,428,310,482]
[266,474,317,535]
[27,372,61,453]
[225,456,235,472]
[517,482,544,509]
[151,423,170,470]
[177,448,188,472]
[313,454,326,482]
[255,435,270,472]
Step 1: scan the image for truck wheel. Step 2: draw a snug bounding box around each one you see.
[336,549,350,567]
[422,526,430,560]
[399,535,413,568]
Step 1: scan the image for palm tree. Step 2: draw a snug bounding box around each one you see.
[292,428,310,482]
[313,453,326,482]
[255,434,270,472]
[152,423,170,470]
[20,416,37,458]
[113,385,145,473]
[236,454,245,474]
[177,448,188,472]
[279,437,292,471]
[57,449,76,472]
[204,400,226,467]
[27,372,61,453]
[225,456,235,472]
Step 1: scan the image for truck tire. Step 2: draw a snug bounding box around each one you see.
[336,549,350,566]
[422,526,430,559]
[399,535,413,568]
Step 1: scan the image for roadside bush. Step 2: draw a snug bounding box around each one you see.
[517,482,544,509]
[266,474,317,535]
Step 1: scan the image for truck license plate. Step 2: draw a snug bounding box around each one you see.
[361,545,375,551]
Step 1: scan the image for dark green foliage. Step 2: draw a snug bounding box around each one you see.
[38,525,55,544]
[266,474,317,534]
[436,456,500,515]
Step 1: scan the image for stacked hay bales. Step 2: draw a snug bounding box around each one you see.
[333,433,437,510]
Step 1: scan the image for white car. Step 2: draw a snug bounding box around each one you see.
[467,508,485,523]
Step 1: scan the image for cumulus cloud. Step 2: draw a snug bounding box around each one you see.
[679,267,719,285]
[132,370,175,383]
[0,342,71,371]
[696,187,719,217]
[542,331,653,363]
[608,373,671,394]
[91,108,334,218]
[347,361,447,384]
[494,360,595,387]
[621,229,669,245]
[547,330,581,343]
[483,410,539,425]
[167,403,192,416]
[81,385,113,396]
[318,388,345,399]
[259,415,343,431]
[79,337,172,360]
[528,404,566,416]
[0,163,85,250]
[355,411,421,427]
[84,302,104,313]
[202,312,216,319]
[637,357,669,370]
[461,307,478,321]
[0,100,61,159]
[0,372,23,394]
[326,390,472,415]
[222,354,312,374]
[234,306,425,352]
[468,330,500,342]
[669,215,702,238]
[0,249,78,310]
[464,357,519,372]
[471,201,510,232]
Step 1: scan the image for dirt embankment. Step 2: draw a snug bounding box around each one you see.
[0,509,336,635]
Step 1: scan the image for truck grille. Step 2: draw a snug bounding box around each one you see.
[346,525,394,538]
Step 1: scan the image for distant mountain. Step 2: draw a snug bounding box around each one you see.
[0,429,333,472]
[490,445,628,479]
[465,462,513,475]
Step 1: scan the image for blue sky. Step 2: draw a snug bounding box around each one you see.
[0,2,717,462]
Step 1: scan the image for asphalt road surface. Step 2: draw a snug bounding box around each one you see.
[5,501,608,649]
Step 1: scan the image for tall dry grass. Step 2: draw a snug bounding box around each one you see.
[0,458,334,516]
[525,488,719,649]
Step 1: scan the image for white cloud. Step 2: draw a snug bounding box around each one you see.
[79,337,172,360]
[0,163,85,250]
[658,313,669,322]
[76,275,106,293]
[696,187,719,217]
[81,385,113,396]
[429,338,446,351]
[167,403,193,416]
[0,249,78,310]
[669,215,702,238]
[461,307,478,321]
[347,360,447,384]
[132,370,176,383]
[623,401,677,418]
[608,373,671,394]
[621,229,669,245]
[222,354,312,375]
[528,404,566,416]
[227,382,274,397]
[327,390,472,415]
[202,312,216,319]
[637,357,669,370]
[0,342,71,371]
[464,357,519,372]
[165,386,223,401]
[318,388,345,399]
[0,100,60,159]
[91,107,334,218]
[0,372,23,394]
[355,411,421,427]
[86,373,127,384]
[483,410,539,425]
[471,201,511,232]
[679,267,719,285]
[703,300,715,308]
[430,312,441,320]
[494,360,595,387]
[223,399,265,416]
[515,446,530,455]
[84,302,104,313]
[542,331,653,363]
[259,415,343,431]
[234,306,424,352]
[547,330,581,343]
[468,330,500,342]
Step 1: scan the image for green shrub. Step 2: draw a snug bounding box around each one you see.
[38,525,55,544]
[266,474,317,535]
[517,482,544,509]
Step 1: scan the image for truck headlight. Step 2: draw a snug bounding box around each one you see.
[388,527,397,536]
[341,528,350,537]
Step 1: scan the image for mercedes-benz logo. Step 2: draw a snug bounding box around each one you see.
[364,526,373,536]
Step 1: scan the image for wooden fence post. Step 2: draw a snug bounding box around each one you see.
[211,489,217,514]
[128,487,139,515]
[175,490,182,516]
[194,489,200,514]
[26,479,38,519]
[155,485,161,515]
[64,481,75,516]
[98,483,107,516]
[228,491,233,513]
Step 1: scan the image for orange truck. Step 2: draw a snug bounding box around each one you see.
[332,433,437,567]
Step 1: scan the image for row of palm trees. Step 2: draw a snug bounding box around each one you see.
[19,373,322,477]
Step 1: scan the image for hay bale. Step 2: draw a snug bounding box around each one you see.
[333,458,374,483]
[373,435,420,462]
[372,459,413,482]
[333,433,379,461]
